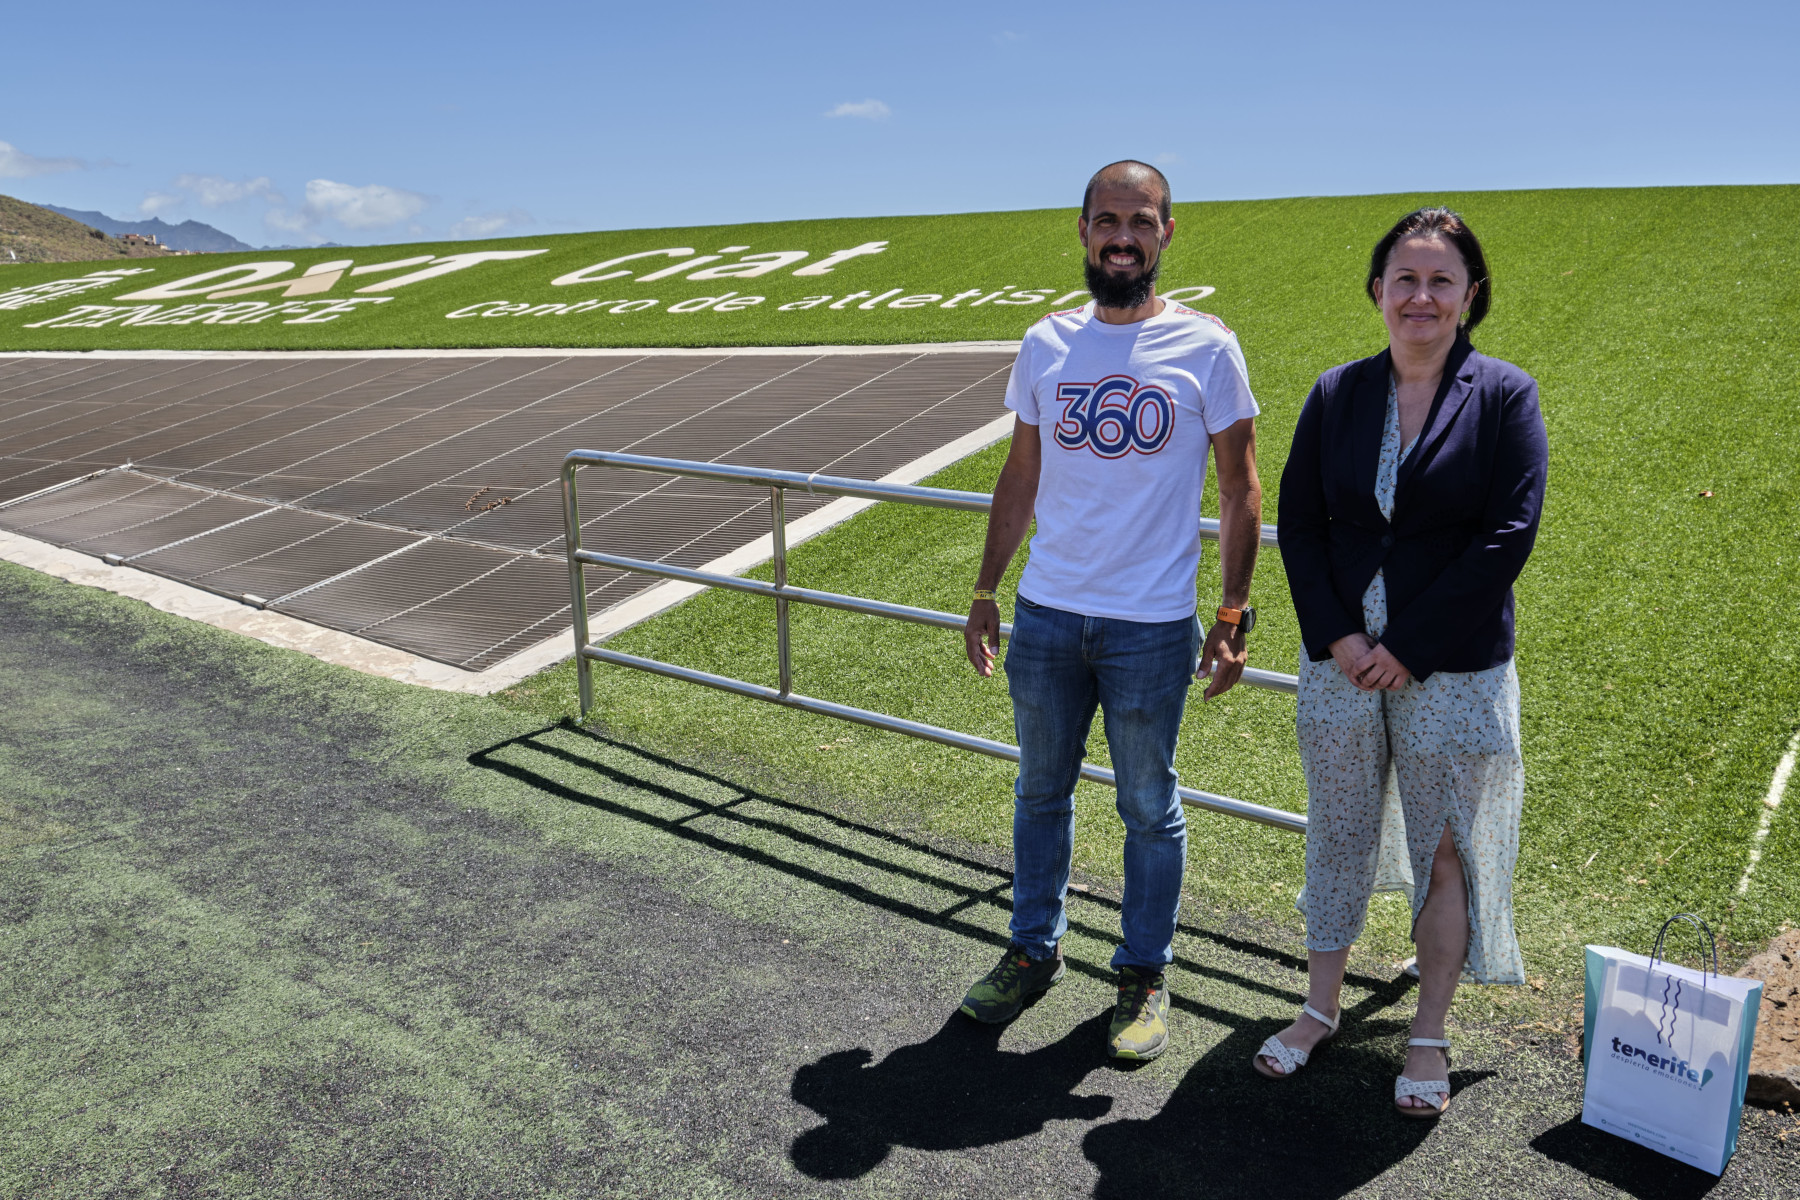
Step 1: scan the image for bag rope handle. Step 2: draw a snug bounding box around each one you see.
[1650,911,1718,981]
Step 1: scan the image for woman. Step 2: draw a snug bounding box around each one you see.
[1255,208,1548,1117]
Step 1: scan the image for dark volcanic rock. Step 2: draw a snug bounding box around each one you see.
[1738,928,1800,1106]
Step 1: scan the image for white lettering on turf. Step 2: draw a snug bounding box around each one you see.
[109,251,548,303]
[552,248,695,286]
[210,260,354,299]
[353,250,546,292]
[434,285,1214,321]
[0,268,155,310]
[117,262,296,300]
[348,255,437,277]
[688,251,811,280]
[23,298,393,328]
[636,254,732,282]
[793,242,889,275]
[667,292,739,313]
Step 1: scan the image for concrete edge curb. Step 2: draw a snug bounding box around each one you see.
[0,341,1022,361]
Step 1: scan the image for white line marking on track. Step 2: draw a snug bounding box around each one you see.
[1735,725,1800,896]
[0,411,1018,693]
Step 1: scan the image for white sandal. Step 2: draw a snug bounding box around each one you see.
[1393,1037,1452,1117]
[1252,1003,1340,1078]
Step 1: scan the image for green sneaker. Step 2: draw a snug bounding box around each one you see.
[1108,966,1170,1060]
[959,945,1065,1023]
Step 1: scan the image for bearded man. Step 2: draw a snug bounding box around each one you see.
[958,160,1264,1060]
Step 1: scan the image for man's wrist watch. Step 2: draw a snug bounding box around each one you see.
[1216,605,1256,635]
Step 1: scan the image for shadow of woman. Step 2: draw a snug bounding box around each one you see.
[790,1010,1116,1179]
[1083,1020,1483,1200]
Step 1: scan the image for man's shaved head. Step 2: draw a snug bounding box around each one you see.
[1083,160,1172,223]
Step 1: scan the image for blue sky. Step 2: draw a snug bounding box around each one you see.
[3,1,1794,246]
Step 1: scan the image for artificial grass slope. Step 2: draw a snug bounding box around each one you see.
[4,184,1792,355]
[494,183,1800,1008]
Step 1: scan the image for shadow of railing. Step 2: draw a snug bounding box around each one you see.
[468,722,1413,1032]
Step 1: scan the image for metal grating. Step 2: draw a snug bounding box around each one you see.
[0,351,1014,670]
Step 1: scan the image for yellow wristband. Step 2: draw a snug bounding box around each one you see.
[972,589,998,602]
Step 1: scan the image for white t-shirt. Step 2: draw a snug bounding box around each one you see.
[1004,300,1259,622]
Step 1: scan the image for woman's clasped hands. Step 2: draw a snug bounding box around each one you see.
[1328,632,1413,692]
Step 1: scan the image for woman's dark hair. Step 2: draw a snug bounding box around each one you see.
[1365,207,1491,333]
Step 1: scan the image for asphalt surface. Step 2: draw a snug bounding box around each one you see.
[1,559,1795,1198]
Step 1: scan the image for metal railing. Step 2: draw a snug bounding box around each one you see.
[560,449,1305,833]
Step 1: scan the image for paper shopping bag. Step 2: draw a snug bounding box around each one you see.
[1581,915,1762,1175]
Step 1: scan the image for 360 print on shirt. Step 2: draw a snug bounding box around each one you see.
[1052,375,1176,458]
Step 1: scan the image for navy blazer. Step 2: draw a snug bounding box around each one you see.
[1277,336,1548,680]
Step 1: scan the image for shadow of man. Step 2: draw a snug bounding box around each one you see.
[1083,1020,1473,1200]
[790,1010,1116,1179]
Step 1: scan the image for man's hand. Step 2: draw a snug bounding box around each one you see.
[1205,415,1261,701]
[1351,642,1412,692]
[1197,622,1246,699]
[963,417,1039,678]
[965,599,1001,677]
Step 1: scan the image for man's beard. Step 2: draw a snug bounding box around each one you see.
[1085,250,1160,310]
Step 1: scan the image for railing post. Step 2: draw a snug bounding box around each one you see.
[771,485,792,697]
[561,459,593,717]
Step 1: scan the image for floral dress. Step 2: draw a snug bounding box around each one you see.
[1294,376,1526,985]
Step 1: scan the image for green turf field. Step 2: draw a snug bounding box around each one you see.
[484,183,1800,1015]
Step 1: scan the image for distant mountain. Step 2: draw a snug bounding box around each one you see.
[44,206,255,253]
[0,194,178,264]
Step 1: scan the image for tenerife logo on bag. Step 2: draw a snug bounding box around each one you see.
[1607,1038,1714,1090]
[1053,376,1176,458]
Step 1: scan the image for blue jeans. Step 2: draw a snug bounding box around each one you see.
[1003,595,1201,972]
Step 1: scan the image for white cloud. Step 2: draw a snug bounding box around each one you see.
[300,179,430,230]
[825,99,891,120]
[450,208,536,239]
[262,207,316,235]
[136,171,425,239]
[0,139,84,179]
[1155,153,1182,166]
[139,191,183,216]
[175,173,283,207]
